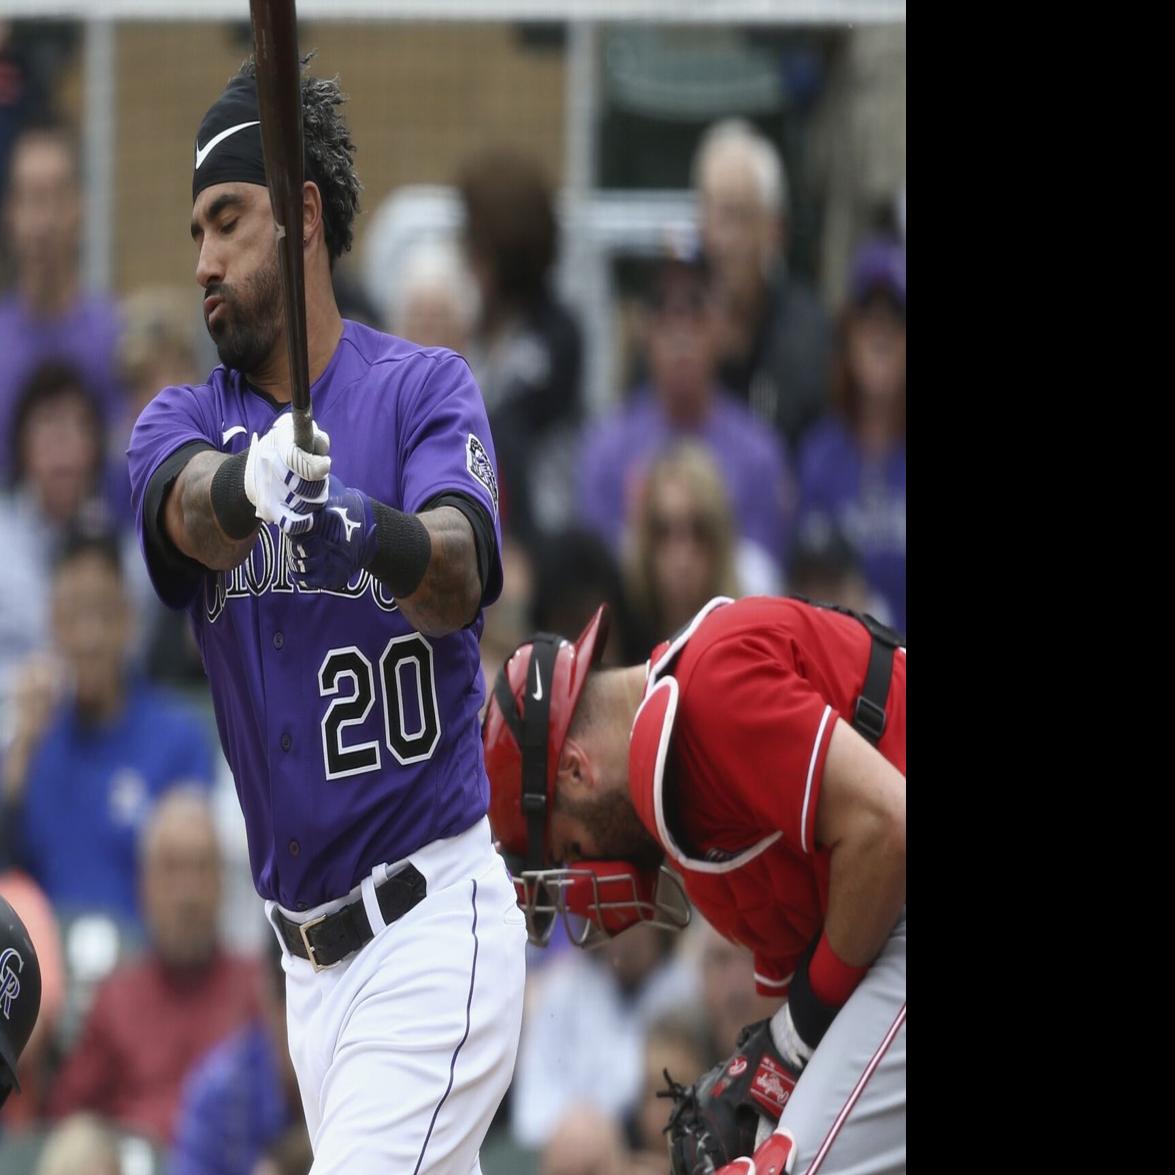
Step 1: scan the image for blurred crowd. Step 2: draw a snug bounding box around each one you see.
[0,53,904,1175]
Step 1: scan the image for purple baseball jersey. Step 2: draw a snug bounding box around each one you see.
[127,320,503,910]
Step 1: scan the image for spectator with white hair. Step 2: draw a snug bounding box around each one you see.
[387,238,479,356]
[693,118,832,455]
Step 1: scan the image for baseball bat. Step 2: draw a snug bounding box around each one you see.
[249,0,313,452]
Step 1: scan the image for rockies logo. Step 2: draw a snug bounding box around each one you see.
[0,947,22,1020]
[466,434,498,514]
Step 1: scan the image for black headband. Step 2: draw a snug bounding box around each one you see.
[192,75,270,202]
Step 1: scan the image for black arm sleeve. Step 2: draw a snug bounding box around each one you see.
[142,440,216,609]
[420,490,501,608]
[367,503,432,599]
[209,449,256,539]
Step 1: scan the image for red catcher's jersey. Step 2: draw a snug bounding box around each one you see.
[627,597,906,997]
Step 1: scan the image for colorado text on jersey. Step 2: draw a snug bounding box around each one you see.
[202,523,399,623]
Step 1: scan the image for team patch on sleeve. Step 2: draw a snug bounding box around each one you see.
[466,434,499,515]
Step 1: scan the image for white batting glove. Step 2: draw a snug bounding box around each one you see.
[243,413,332,536]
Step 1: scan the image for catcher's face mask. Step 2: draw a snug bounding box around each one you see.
[482,605,691,949]
[512,858,690,949]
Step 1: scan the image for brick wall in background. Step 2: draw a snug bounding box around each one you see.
[113,21,567,295]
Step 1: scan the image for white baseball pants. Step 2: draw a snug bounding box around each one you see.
[266,817,528,1174]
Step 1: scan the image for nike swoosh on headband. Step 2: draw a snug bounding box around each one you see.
[532,663,543,702]
[195,120,261,170]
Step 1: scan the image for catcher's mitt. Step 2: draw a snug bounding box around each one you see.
[659,1019,799,1175]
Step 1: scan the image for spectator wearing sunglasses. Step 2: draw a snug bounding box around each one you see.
[624,440,750,652]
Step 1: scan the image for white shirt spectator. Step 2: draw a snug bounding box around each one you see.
[511,938,698,1149]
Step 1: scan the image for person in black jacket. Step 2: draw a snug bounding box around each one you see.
[693,119,832,458]
[457,149,584,545]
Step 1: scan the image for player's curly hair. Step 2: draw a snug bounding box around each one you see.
[236,53,361,266]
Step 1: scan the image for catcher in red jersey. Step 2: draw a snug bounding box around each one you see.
[483,595,905,1175]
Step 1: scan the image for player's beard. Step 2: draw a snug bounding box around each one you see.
[556,788,664,870]
[205,248,282,375]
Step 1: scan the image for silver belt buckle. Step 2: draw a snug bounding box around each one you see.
[297,913,336,973]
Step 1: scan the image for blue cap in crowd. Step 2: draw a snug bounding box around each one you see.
[850,236,906,311]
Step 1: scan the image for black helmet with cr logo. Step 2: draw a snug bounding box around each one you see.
[0,894,42,1107]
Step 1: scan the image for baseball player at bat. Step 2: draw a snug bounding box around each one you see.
[127,59,526,1172]
[483,596,906,1175]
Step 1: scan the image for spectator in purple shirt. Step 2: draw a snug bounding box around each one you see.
[577,253,794,579]
[795,236,906,633]
[0,123,123,480]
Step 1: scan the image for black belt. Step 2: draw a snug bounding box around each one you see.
[276,863,427,971]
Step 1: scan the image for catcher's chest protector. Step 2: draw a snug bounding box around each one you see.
[628,595,905,994]
[628,600,831,991]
